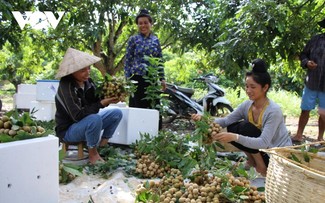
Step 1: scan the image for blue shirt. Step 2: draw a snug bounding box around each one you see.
[124,33,164,79]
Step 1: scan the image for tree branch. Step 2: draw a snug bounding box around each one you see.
[114,19,128,44]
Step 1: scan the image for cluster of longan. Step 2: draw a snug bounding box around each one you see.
[101,77,128,101]
[0,115,45,138]
[203,120,222,144]
[135,154,170,178]
[136,170,265,203]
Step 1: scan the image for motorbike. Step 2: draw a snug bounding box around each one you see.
[161,74,233,123]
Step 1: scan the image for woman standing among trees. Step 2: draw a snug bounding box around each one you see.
[124,9,166,129]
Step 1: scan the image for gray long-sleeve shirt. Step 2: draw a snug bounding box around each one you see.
[215,99,292,150]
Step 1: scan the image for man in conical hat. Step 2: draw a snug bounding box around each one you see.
[55,47,122,164]
[292,18,325,143]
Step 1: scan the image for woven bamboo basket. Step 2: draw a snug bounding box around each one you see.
[261,142,325,203]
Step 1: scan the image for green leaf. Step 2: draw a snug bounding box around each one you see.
[144,180,150,189]
[13,133,38,140]
[308,148,318,154]
[289,153,301,164]
[11,125,20,131]
[0,134,16,142]
[232,185,246,193]
[247,167,259,179]
[60,170,69,183]
[257,187,265,192]
[222,186,235,200]
[136,192,149,202]
[63,165,83,176]
[303,152,310,163]
[59,149,65,161]
[235,167,248,177]
[213,141,225,149]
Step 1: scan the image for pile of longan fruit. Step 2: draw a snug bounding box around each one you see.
[204,119,222,144]
[0,115,45,138]
[101,76,128,101]
[135,154,171,178]
[136,169,265,203]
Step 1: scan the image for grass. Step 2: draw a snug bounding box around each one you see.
[167,77,312,118]
[0,82,15,111]
[196,87,318,118]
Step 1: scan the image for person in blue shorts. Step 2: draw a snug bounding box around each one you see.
[292,18,325,142]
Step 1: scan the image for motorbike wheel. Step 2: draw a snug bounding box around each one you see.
[210,103,233,117]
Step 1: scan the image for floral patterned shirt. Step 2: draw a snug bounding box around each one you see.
[124,32,164,79]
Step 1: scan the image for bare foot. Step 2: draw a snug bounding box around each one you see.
[255,166,267,177]
[88,147,105,164]
[89,154,105,164]
[99,138,109,147]
[291,135,303,142]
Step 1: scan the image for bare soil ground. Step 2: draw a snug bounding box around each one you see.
[285,116,319,141]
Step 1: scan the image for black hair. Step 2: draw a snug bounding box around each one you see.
[246,58,271,90]
[318,18,325,28]
[135,9,153,24]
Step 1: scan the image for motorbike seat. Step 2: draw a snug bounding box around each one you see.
[178,86,195,96]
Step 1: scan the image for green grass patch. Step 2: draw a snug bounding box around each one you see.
[224,87,317,118]
[187,86,313,118]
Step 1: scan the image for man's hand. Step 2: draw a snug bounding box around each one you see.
[161,80,167,91]
[307,60,317,70]
[191,114,202,121]
[101,97,120,107]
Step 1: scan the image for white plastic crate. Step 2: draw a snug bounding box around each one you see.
[30,100,56,121]
[13,93,37,109]
[36,80,59,101]
[106,107,159,145]
[0,135,59,203]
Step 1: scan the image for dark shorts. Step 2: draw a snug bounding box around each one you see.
[227,120,269,166]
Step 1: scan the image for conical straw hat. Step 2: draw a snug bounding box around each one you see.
[56,47,101,78]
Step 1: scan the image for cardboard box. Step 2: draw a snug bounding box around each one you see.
[0,136,59,203]
[105,107,159,145]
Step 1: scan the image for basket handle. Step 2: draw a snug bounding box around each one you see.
[274,141,325,150]
[260,141,325,155]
